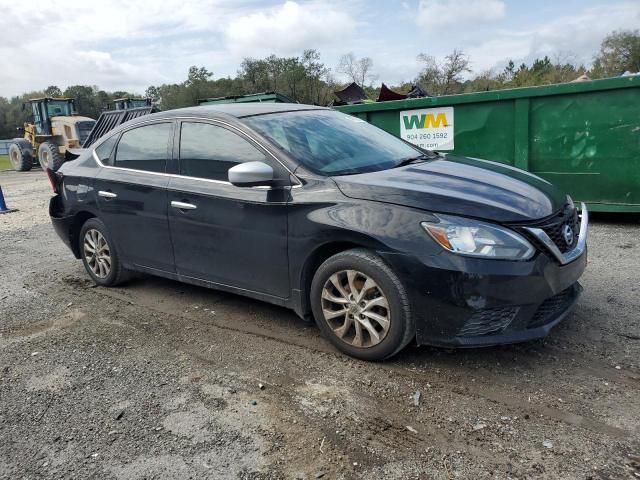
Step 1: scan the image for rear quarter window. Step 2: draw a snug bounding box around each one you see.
[94,135,118,166]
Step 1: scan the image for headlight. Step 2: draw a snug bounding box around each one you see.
[421,215,535,260]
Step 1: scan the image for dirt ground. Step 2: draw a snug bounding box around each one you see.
[1,169,639,479]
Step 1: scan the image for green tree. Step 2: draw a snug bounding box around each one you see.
[592,30,640,77]
[0,90,46,138]
[183,66,216,105]
[44,86,63,97]
[237,51,333,104]
[300,49,332,105]
[463,70,503,93]
[145,86,161,103]
[63,85,101,118]
[94,90,111,112]
[502,60,515,82]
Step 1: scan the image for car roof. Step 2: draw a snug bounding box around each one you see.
[148,102,328,120]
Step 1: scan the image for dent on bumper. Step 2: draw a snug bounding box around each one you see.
[448,282,582,347]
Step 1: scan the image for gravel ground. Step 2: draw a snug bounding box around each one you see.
[1,170,639,479]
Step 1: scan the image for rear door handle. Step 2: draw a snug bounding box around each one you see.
[98,190,117,199]
[171,201,197,210]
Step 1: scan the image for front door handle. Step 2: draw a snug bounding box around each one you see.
[171,201,197,210]
[98,190,117,199]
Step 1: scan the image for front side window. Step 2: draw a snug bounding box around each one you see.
[244,109,424,176]
[114,123,172,173]
[179,122,266,182]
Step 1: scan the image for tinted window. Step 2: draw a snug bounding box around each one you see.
[46,100,74,117]
[114,123,172,172]
[244,109,422,176]
[94,135,118,165]
[179,122,266,182]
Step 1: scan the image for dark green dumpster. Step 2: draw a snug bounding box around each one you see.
[335,75,640,212]
[199,91,295,106]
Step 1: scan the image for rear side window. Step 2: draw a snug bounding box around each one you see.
[94,135,118,165]
[179,122,266,182]
[114,123,172,173]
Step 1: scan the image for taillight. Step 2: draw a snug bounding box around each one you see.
[46,168,62,194]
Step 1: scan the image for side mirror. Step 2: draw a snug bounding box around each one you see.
[228,161,274,187]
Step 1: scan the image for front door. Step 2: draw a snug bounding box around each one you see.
[167,120,290,299]
[94,122,175,272]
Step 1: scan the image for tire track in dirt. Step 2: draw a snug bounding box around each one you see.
[66,280,636,441]
[13,268,635,443]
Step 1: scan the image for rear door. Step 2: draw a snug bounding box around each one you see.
[94,121,175,272]
[167,120,290,298]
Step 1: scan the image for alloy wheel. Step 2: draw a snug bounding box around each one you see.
[83,229,111,278]
[321,269,391,348]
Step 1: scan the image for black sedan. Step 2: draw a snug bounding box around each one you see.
[49,104,588,360]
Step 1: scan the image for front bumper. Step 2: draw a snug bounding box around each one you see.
[379,205,589,348]
[446,282,582,347]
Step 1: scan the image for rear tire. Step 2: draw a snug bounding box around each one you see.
[38,141,65,171]
[310,248,415,361]
[8,140,33,171]
[79,218,130,287]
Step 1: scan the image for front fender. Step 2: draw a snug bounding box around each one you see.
[287,177,444,317]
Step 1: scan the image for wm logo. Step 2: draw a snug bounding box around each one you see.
[402,113,449,129]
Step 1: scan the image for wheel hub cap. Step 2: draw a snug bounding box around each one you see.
[321,269,391,348]
[83,229,111,279]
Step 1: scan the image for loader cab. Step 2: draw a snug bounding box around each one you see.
[112,97,152,111]
[27,98,76,136]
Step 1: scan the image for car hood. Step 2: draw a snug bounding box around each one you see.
[333,155,566,222]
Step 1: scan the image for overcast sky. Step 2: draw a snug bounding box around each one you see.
[1,0,638,97]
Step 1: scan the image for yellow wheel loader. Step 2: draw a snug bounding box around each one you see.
[8,98,96,172]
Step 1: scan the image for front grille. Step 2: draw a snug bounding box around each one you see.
[528,287,575,329]
[520,204,580,254]
[459,307,519,337]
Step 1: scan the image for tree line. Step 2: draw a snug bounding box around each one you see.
[1,29,638,139]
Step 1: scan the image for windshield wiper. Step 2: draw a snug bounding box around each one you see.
[394,154,431,168]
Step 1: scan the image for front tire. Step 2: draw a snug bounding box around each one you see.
[79,218,130,286]
[38,141,65,171]
[310,249,414,361]
[8,140,33,171]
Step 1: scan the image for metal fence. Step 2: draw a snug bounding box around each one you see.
[0,140,12,156]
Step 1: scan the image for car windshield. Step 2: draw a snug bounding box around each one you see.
[244,109,427,176]
[46,100,73,117]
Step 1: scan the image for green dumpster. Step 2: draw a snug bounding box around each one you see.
[199,91,295,105]
[335,75,640,212]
